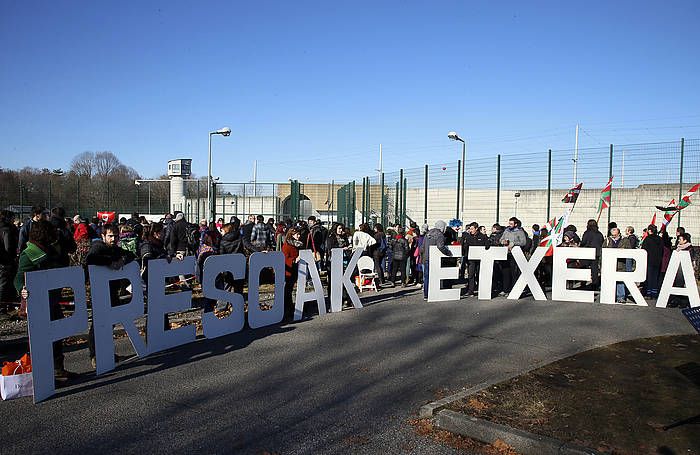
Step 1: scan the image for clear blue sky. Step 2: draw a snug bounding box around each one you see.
[2,1,699,183]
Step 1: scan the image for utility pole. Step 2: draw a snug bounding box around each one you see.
[573,123,579,186]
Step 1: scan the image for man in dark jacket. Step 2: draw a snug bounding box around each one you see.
[642,224,664,298]
[50,207,77,267]
[85,223,136,368]
[167,212,189,257]
[461,222,489,296]
[580,219,604,290]
[0,210,19,312]
[17,206,47,253]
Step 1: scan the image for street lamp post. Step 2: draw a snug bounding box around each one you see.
[448,132,466,220]
[208,127,231,222]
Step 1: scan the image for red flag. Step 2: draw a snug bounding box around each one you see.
[661,198,676,232]
[597,177,613,212]
[562,183,583,203]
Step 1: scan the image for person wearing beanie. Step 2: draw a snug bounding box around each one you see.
[420,220,452,300]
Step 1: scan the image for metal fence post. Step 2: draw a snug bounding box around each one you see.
[402,176,407,226]
[547,149,552,220]
[361,177,367,223]
[399,169,404,225]
[424,164,428,224]
[496,155,501,224]
[394,181,399,225]
[366,176,371,225]
[380,173,386,227]
[351,180,356,228]
[456,160,461,220]
[678,137,685,228]
[608,144,613,227]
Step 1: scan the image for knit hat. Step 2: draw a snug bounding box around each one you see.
[434,220,446,232]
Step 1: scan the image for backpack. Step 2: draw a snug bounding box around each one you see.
[120,236,138,256]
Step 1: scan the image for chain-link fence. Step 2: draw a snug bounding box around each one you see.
[2,138,698,235]
[336,138,700,236]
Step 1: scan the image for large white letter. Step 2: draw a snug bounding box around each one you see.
[468,246,508,300]
[89,261,147,375]
[600,249,647,306]
[26,266,88,402]
[507,246,547,300]
[294,249,326,321]
[428,245,462,302]
[146,257,196,354]
[657,250,700,308]
[201,254,246,338]
[552,247,595,302]
[329,248,363,312]
[247,251,285,328]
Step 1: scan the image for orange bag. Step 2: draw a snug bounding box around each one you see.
[2,354,32,376]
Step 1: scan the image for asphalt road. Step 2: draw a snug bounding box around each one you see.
[2,289,694,454]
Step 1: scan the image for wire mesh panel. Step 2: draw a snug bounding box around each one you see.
[426,162,458,226]
[608,141,682,235]
[550,146,610,230]
[403,166,425,227]
[209,183,282,223]
[499,151,550,230]
[682,139,700,235]
[383,170,401,227]
[463,156,499,226]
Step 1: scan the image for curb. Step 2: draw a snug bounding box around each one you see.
[436,409,602,455]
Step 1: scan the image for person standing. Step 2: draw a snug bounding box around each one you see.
[603,227,626,302]
[18,206,47,254]
[85,224,136,368]
[580,219,604,291]
[0,210,19,313]
[282,228,302,322]
[389,227,410,286]
[500,217,528,294]
[369,224,388,286]
[462,222,489,296]
[642,224,664,299]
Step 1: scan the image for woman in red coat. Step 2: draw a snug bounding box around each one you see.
[282,227,302,321]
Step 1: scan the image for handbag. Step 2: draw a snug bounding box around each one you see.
[1,354,33,400]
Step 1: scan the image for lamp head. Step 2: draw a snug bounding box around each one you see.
[134,180,141,186]
[447,131,463,142]
[215,127,231,137]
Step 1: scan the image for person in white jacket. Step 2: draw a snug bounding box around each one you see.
[352,223,376,255]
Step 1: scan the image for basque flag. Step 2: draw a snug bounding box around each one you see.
[562,183,583,203]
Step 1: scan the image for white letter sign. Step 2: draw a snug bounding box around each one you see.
[468,246,508,300]
[329,248,363,312]
[552,247,595,303]
[600,249,647,306]
[146,257,197,354]
[657,250,700,308]
[507,246,547,300]
[428,245,462,302]
[247,251,285,329]
[26,266,89,402]
[294,249,326,321]
[201,254,246,339]
[89,261,147,375]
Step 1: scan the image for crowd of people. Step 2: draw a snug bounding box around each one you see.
[1,205,698,380]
